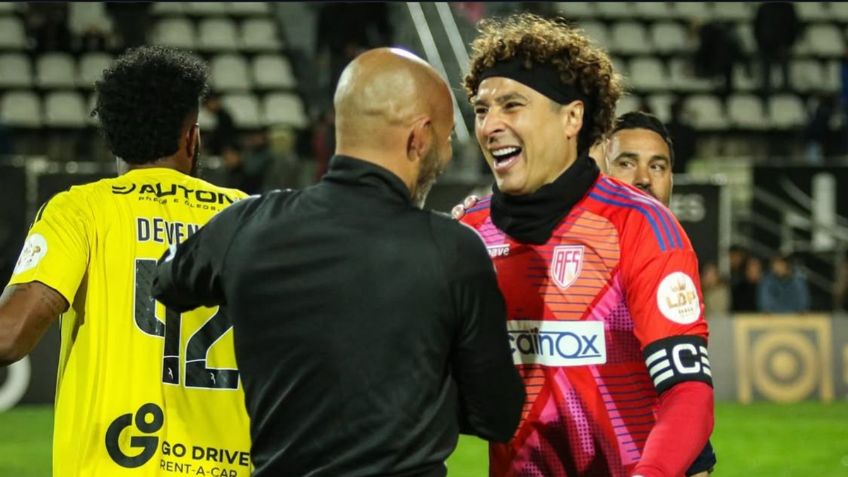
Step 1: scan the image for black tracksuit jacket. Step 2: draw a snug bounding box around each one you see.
[153,155,524,477]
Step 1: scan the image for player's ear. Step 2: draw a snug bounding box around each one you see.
[562,100,584,141]
[407,116,432,163]
[187,123,200,158]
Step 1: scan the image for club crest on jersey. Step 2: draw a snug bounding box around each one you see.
[550,245,584,289]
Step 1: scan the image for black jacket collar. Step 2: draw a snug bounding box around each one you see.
[491,154,600,244]
[324,155,413,205]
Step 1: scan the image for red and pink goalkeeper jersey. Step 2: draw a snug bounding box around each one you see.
[461,175,709,477]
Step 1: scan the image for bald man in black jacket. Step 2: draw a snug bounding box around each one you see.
[153,47,524,477]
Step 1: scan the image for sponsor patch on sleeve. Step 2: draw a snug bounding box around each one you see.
[656,271,701,324]
[13,234,48,274]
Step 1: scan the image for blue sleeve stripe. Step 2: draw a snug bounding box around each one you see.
[604,179,683,249]
[599,178,683,249]
[594,182,675,250]
[588,191,668,252]
[595,179,683,250]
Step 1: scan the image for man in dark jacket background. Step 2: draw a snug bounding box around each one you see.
[754,1,800,94]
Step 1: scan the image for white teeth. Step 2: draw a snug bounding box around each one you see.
[491,147,520,159]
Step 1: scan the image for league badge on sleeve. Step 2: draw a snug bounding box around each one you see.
[550,245,584,289]
[13,234,48,275]
[657,271,701,324]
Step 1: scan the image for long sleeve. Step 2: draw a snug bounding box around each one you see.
[632,381,714,477]
[445,224,525,442]
[153,199,253,312]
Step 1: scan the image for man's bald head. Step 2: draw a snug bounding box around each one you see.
[334,48,453,148]
[332,48,455,207]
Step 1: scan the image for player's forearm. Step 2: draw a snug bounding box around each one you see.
[0,313,28,365]
[632,381,714,477]
[0,283,65,365]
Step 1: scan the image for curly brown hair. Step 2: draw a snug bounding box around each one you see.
[464,13,624,154]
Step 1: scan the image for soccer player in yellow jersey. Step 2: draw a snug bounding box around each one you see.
[0,46,251,476]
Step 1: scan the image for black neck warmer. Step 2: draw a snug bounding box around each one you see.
[491,154,600,245]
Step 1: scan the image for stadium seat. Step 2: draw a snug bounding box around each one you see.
[668,58,713,92]
[0,16,27,49]
[830,3,848,21]
[554,2,597,19]
[789,59,824,93]
[616,94,641,116]
[77,53,113,89]
[222,93,262,128]
[646,94,674,122]
[735,24,756,55]
[152,2,185,15]
[579,21,610,48]
[44,91,87,128]
[210,54,252,91]
[732,64,758,92]
[727,94,766,130]
[36,53,77,89]
[684,94,726,130]
[187,2,227,16]
[768,94,807,129]
[628,57,667,91]
[610,22,653,55]
[595,2,635,20]
[713,2,753,21]
[823,60,841,92]
[610,56,629,79]
[198,18,239,52]
[86,93,98,126]
[803,24,844,57]
[672,2,713,20]
[633,2,676,20]
[796,2,831,22]
[793,28,815,56]
[263,93,308,129]
[241,18,282,51]
[0,54,32,88]
[227,2,271,16]
[198,103,217,129]
[153,17,196,50]
[1,91,42,127]
[69,3,113,36]
[650,22,691,54]
[253,55,296,89]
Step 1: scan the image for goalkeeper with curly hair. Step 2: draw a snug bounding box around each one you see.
[460,13,715,477]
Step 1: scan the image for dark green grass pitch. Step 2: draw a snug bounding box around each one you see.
[2,403,848,476]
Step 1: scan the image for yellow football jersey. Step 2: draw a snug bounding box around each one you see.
[9,168,252,476]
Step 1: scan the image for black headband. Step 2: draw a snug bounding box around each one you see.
[478,57,590,109]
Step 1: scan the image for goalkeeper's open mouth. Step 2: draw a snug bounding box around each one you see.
[490,146,522,172]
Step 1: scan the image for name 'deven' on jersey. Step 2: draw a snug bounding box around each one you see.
[137,217,201,246]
